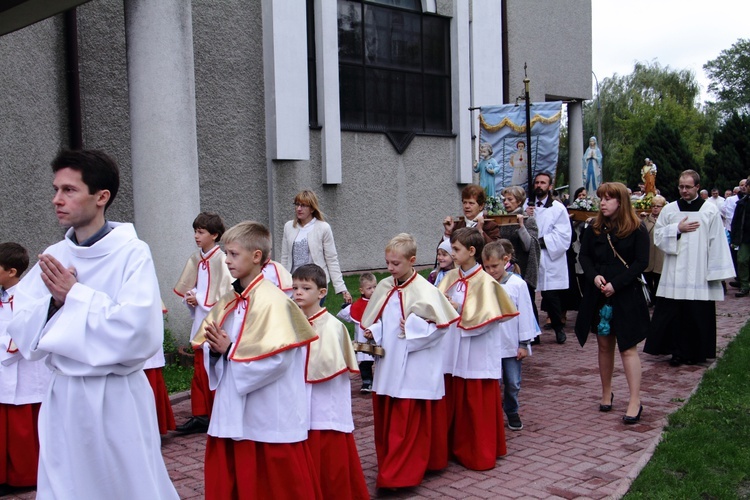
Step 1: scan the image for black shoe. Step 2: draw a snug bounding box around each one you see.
[543,322,554,330]
[176,416,209,434]
[530,336,541,345]
[507,413,523,431]
[736,290,749,297]
[360,384,372,394]
[623,405,643,424]
[730,281,741,288]
[669,356,683,367]
[555,328,567,344]
[599,392,614,412]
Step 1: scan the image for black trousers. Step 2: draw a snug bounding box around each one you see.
[541,289,565,330]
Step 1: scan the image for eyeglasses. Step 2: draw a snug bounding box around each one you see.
[651,205,664,208]
[678,185,696,190]
[293,202,310,208]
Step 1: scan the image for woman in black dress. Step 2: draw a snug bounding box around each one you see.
[574,182,650,424]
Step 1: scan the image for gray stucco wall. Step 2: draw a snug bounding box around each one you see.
[192,0,268,228]
[272,132,463,272]
[0,16,67,258]
[506,0,592,101]
[77,0,133,222]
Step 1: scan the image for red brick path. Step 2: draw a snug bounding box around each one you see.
[4,293,749,499]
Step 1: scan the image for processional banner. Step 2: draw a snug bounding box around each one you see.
[477,102,563,196]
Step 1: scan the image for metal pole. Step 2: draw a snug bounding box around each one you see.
[592,71,602,157]
[524,76,532,197]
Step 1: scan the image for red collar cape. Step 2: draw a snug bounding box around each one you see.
[305,309,359,383]
[192,273,317,362]
[360,271,459,329]
[173,246,233,307]
[437,266,519,330]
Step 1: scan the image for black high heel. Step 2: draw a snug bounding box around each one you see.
[623,405,643,424]
[599,392,614,412]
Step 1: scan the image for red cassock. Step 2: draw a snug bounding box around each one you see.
[445,375,506,470]
[190,348,214,417]
[0,402,41,487]
[307,430,369,499]
[144,368,176,434]
[372,394,449,488]
[204,436,323,500]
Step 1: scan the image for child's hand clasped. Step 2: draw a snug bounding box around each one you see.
[205,321,231,355]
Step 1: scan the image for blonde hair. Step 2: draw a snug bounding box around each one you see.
[223,221,272,263]
[652,195,667,206]
[293,190,326,227]
[482,240,508,262]
[385,233,417,259]
[501,185,527,205]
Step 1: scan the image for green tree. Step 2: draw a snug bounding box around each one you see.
[704,38,750,115]
[703,112,750,190]
[583,61,716,184]
[629,119,700,200]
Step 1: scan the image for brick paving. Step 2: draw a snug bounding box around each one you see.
[3,292,749,499]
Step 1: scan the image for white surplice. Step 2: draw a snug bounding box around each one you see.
[497,273,539,358]
[0,285,51,405]
[8,223,178,500]
[529,199,571,291]
[368,293,448,400]
[655,201,734,301]
[204,298,309,443]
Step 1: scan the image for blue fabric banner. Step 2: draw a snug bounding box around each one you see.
[477,102,563,196]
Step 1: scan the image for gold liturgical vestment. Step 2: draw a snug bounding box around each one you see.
[438,266,518,329]
[305,309,360,383]
[192,274,317,362]
[361,271,459,329]
[173,246,232,307]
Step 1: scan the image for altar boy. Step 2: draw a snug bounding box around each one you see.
[293,264,368,500]
[439,227,518,471]
[361,233,459,489]
[192,221,322,500]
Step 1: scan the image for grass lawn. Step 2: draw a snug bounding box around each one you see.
[163,364,193,394]
[625,322,750,498]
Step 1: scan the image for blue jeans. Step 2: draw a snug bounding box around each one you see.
[501,356,522,416]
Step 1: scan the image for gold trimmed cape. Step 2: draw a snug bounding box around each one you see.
[191,274,317,362]
[360,271,459,329]
[263,259,293,291]
[438,267,519,330]
[173,246,233,307]
[305,309,359,383]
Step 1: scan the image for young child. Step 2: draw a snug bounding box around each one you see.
[428,240,455,287]
[292,264,369,500]
[482,240,539,431]
[173,212,233,434]
[439,227,518,471]
[361,233,459,489]
[337,272,378,393]
[0,242,50,489]
[143,301,176,435]
[191,221,321,499]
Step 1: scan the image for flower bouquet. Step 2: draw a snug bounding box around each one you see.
[568,197,599,222]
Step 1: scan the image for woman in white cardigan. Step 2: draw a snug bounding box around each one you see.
[281,190,352,304]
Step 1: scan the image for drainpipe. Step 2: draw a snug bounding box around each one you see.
[64,8,83,149]
[501,0,509,104]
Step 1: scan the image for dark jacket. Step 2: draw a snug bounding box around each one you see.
[574,223,650,352]
[730,195,750,246]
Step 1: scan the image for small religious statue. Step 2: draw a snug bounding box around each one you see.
[582,136,602,194]
[510,140,528,187]
[641,158,657,195]
[474,142,498,197]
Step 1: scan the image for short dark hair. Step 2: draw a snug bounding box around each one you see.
[51,150,120,210]
[461,184,486,207]
[0,242,30,275]
[534,172,553,184]
[450,227,485,260]
[292,263,327,290]
[193,212,226,241]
